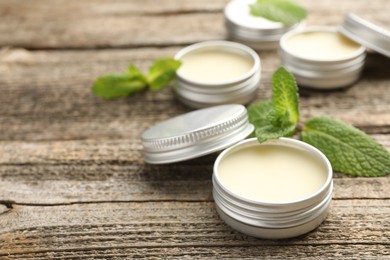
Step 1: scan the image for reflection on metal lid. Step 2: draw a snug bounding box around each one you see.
[340,12,390,58]
[141,104,254,164]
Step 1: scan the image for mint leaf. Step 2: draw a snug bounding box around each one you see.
[248,100,296,142]
[247,67,299,143]
[272,66,299,124]
[301,116,390,177]
[147,58,181,91]
[250,0,307,26]
[92,57,181,99]
[91,66,147,99]
[255,123,296,143]
[248,100,273,128]
[128,64,147,81]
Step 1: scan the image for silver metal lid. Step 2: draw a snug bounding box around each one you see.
[340,12,390,58]
[141,105,254,164]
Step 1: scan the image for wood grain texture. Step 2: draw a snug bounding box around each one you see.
[1,0,390,258]
[0,138,389,204]
[0,0,389,49]
[0,200,389,259]
[0,48,390,142]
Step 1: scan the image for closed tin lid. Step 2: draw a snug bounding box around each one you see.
[141,104,254,164]
[340,12,390,58]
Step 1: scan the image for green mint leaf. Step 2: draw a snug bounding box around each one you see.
[92,57,180,99]
[272,67,299,124]
[255,122,296,143]
[247,67,299,143]
[92,65,147,99]
[248,100,275,140]
[248,100,274,128]
[248,100,296,143]
[147,58,181,91]
[301,116,390,177]
[250,0,307,26]
[128,64,147,81]
[92,74,147,99]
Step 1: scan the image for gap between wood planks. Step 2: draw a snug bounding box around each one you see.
[0,197,388,208]
[1,43,194,52]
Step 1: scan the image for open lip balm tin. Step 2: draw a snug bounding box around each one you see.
[141,104,333,239]
[213,138,333,239]
[280,13,390,90]
[280,26,366,89]
[224,0,305,50]
[174,41,261,108]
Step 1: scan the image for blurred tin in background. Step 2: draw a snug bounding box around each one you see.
[174,41,261,108]
[224,0,304,50]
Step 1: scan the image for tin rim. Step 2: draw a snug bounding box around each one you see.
[174,92,257,109]
[280,26,366,62]
[213,138,333,207]
[213,174,332,216]
[292,72,362,89]
[175,73,260,102]
[175,41,261,86]
[214,198,330,239]
[214,186,332,228]
[283,61,365,79]
[176,70,260,94]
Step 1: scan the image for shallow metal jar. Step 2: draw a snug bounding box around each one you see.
[174,41,261,108]
[224,0,304,50]
[280,27,366,89]
[213,138,333,239]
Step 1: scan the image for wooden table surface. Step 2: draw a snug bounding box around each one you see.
[0,0,389,259]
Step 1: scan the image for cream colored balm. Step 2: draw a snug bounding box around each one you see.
[284,31,361,60]
[178,50,254,83]
[218,145,328,203]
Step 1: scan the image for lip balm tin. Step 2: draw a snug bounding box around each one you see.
[141,105,333,239]
[224,0,305,50]
[280,27,366,89]
[213,138,333,239]
[174,41,261,108]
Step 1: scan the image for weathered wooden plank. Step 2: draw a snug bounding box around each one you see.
[0,47,390,141]
[0,245,388,260]
[0,135,389,204]
[0,200,389,259]
[0,160,389,203]
[0,0,228,16]
[0,134,389,165]
[0,0,389,49]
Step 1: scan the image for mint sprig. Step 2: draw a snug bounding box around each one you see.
[250,0,307,26]
[302,117,390,177]
[248,67,390,177]
[92,58,181,99]
[248,67,298,143]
